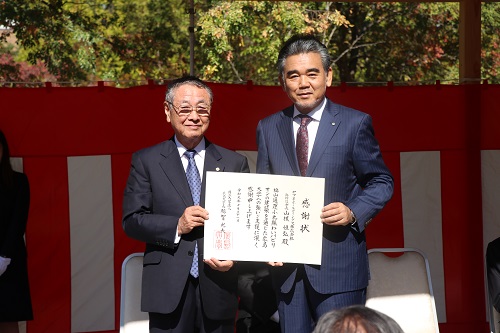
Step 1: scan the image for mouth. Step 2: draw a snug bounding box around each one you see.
[297,92,312,98]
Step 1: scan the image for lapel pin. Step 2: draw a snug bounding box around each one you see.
[216,167,220,171]
[332,122,336,126]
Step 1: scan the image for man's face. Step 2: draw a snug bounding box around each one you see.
[280,52,333,114]
[165,84,211,149]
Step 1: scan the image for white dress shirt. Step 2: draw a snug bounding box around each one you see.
[292,97,327,162]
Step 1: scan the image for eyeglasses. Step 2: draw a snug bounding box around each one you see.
[167,102,211,117]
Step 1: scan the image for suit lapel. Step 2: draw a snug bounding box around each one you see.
[277,107,301,176]
[308,100,341,176]
[201,140,223,206]
[159,139,193,207]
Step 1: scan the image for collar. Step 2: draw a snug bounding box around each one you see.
[292,97,327,122]
[174,136,206,158]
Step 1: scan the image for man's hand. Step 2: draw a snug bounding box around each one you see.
[177,206,209,235]
[320,202,353,226]
[204,258,234,272]
[267,261,284,267]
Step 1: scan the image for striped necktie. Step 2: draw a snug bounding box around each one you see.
[184,149,201,278]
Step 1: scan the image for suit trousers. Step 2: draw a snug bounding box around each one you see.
[276,266,366,333]
[149,275,235,333]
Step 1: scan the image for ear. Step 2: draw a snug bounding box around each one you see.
[279,76,286,91]
[164,102,172,123]
[326,67,333,87]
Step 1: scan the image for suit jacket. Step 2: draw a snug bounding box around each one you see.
[122,137,250,319]
[256,99,394,294]
[487,237,500,312]
[0,172,33,320]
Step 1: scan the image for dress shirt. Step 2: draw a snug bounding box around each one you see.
[174,136,206,243]
[292,97,327,162]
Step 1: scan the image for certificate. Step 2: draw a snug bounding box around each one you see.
[204,172,325,265]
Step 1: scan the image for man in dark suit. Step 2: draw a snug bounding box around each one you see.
[123,76,250,333]
[236,261,280,333]
[487,237,500,313]
[256,35,394,333]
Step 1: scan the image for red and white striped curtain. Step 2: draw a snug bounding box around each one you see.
[1,83,498,333]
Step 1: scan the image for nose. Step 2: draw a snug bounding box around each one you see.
[298,75,310,88]
[187,110,201,121]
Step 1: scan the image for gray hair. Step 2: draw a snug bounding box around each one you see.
[164,76,213,105]
[276,34,331,81]
[312,305,405,333]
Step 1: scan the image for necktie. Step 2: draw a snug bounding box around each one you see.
[184,149,201,278]
[296,114,312,177]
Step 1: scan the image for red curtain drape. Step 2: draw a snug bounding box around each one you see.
[1,83,498,333]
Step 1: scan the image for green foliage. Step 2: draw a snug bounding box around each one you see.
[197,1,350,84]
[0,0,191,85]
[103,0,192,82]
[197,1,300,84]
[1,0,97,81]
[329,2,460,83]
[0,0,498,85]
[0,45,56,84]
[197,1,462,84]
[481,2,500,83]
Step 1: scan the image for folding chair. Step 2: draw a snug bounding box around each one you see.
[366,248,440,333]
[120,253,149,333]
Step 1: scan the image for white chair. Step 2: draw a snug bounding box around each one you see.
[366,248,440,333]
[120,253,149,333]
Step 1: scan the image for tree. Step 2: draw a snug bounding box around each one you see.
[0,0,109,81]
[0,42,56,85]
[197,1,350,85]
[101,0,192,83]
[481,2,500,83]
[329,2,460,83]
[198,1,460,84]
[1,1,498,85]
[0,0,193,85]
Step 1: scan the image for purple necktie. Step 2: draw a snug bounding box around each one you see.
[184,150,200,278]
[296,114,312,177]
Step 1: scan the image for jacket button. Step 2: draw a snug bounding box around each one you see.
[188,251,194,256]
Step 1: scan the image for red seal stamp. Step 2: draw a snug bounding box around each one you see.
[214,230,232,250]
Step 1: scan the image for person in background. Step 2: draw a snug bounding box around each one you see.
[312,305,405,333]
[486,237,500,312]
[236,261,280,333]
[0,130,33,333]
[256,34,394,333]
[122,76,250,333]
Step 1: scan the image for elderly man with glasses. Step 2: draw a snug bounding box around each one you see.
[123,76,250,333]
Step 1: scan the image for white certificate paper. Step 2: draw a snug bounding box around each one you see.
[204,172,325,265]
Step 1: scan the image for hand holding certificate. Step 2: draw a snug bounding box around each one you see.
[204,172,325,265]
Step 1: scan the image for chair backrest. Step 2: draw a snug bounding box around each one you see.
[366,248,440,333]
[120,253,148,333]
